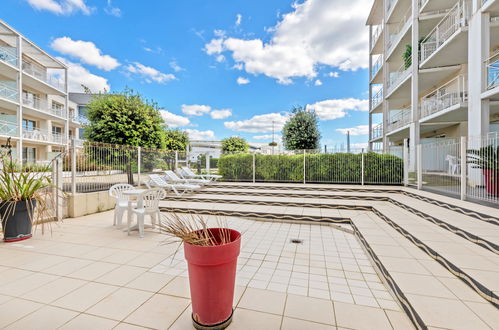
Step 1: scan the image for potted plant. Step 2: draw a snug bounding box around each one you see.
[468,145,499,195]
[0,139,54,242]
[161,214,241,330]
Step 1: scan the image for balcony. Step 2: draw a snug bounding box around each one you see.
[419,1,471,68]
[371,24,383,53]
[386,6,412,56]
[371,123,383,140]
[371,87,383,111]
[0,120,18,137]
[485,52,499,90]
[387,108,411,132]
[420,75,467,119]
[387,63,412,96]
[0,81,18,103]
[0,46,18,67]
[371,55,383,81]
[70,114,89,125]
[22,128,66,144]
[22,95,67,119]
[22,61,64,92]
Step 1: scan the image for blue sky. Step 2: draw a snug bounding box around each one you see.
[2,0,370,148]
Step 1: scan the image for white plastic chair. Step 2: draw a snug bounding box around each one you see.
[109,183,135,227]
[181,166,222,181]
[164,170,210,185]
[446,155,459,175]
[129,188,166,237]
[146,174,201,196]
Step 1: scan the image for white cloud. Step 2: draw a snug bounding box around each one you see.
[27,0,93,15]
[224,112,289,133]
[306,98,368,120]
[210,109,232,119]
[104,0,121,17]
[351,142,368,149]
[159,110,190,128]
[56,57,110,93]
[336,125,369,136]
[314,79,322,86]
[185,129,215,140]
[51,37,120,71]
[253,134,282,142]
[169,61,184,72]
[215,55,226,63]
[182,104,211,116]
[236,14,242,26]
[237,77,250,85]
[204,0,369,84]
[126,62,176,84]
[327,71,339,78]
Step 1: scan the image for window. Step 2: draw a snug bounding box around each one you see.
[52,126,62,135]
[22,147,36,164]
[22,119,36,131]
[52,101,64,116]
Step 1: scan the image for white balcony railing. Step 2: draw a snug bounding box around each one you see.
[388,108,412,131]
[371,55,383,79]
[420,75,467,119]
[372,123,383,140]
[371,25,383,51]
[387,63,412,94]
[22,95,67,118]
[71,114,89,125]
[386,0,397,16]
[387,5,412,53]
[371,87,383,109]
[0,81,18,102]
[420,1,471,64]
[0,120,18,136]
[485,52,499,90]
[0,46,18,67]
[22,61,64,91]
[22,128,66,144]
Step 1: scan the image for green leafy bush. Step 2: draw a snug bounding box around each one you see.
[218,152,403,184]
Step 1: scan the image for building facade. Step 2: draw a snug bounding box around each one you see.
[367,0,499,169]
[0,20,84,164]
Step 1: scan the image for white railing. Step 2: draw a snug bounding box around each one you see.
[387,5,412,53]
[420,75,467,119]
[0,81,18,102]
[420,1,470,63]
[371,87,383,109]
[0,120,18,136]
[22,95,67,118]
[371,55,383,79]
[22,128,66,144]
[388,108,412,131]
[372,123,383,139]
[71,114,88,125]
[388,63,411,94]
[0,46,18,67]
[419,0,429,11]
[22,61,64,91]
[371,25,383,50]
[386,0,397,16]
[485,52,499,90]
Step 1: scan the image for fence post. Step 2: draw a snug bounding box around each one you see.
[460,136,467,200]
[417,144,422,190]
[361,149,365,186]
[303,150,306,184]
[175,151,178,170]
[403,138,409,186]
[52,157,63,221]
[71,138,76,195]
[252,153,256,183]
[137,147,141,186]
[206,153,210,174]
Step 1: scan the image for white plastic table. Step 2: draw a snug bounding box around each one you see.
[122,189,148,233]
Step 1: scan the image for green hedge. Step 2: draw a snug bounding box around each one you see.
[218,152,403,184]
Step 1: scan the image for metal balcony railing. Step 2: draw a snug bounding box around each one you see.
[371,25,383,51]
[371,87,383,109]
[386,0,397,15]
[372,123,383,140]
[387,63,411,94]
[0,81,18,102]
[371,55,383,79]
[420,75,467,119]
[388,108,412,131]
[485,52,499,90]
[420,1,471,64]
[0,120,18,136]
[22,128,66,144]
[387,5,412,53]
[0,46,18,67]
[22,95,67,118]
[71,114,89,125]
[22,61,64,91]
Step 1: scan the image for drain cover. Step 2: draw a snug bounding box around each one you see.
[290,239,303,244]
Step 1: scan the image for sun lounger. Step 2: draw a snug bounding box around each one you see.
[180,166,222,181]
[146,174,201,196]
[164,170,211,185]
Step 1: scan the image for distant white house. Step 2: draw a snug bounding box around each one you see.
[188,140,282,161]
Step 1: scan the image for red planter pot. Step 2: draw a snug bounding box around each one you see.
[483,169,499,196]
[184,228,241,329]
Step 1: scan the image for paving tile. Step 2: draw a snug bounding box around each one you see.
[334,301,392,330]
[160,276,191,298]
[86,287,153,321]
[284,294,335,325]
[95,265,146,286]
[68,261,120,281]
[230,308,282,330]
[238,288,286,315]
[5,305,77,330]
[384,310,415,330]
[125,271,174,293]
[21,276,86,303]
[58,313,119,330]
[281,317,335,330]
[52,281,118,312]
[0,298,43,328]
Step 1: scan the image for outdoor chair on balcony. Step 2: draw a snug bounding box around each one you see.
[128,188,165,238]
[164,170,211,185]
[146,174,201,196]
[109,183,135,227]
[180,166,222,182]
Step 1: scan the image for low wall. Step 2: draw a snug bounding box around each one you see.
[68,191,116,218]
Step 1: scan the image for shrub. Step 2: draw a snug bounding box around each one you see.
[218,152,403,184]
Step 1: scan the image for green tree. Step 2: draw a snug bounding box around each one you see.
[164,129,189,151]
[282,107,321,150]
[221,136,249,153]
[84,89,166,148]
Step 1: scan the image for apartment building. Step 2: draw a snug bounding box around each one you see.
[367,0,499,169]
[0,20,84,164]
